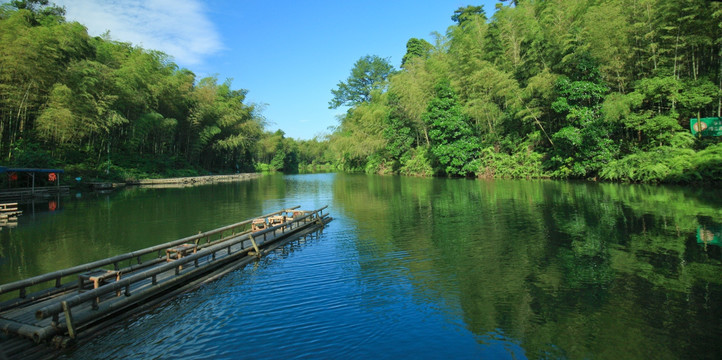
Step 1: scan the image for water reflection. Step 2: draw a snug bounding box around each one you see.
[2,174,720,359]
[331,175,722,359]
[697,224,721,249]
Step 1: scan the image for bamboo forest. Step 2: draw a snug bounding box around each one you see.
[1,0,722,183]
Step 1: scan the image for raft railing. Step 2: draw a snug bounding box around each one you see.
[0,206,303,311]
[25,206,329,342]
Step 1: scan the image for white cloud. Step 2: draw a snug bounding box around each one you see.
[55,0,222,66]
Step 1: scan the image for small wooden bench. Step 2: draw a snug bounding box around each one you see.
[268,215,285,226]
[79,269,121,302]
[251,218,266,232]
[0,203,18,210]
[166,243,197,270]
[290,210,305,221]
[0,203,21,218]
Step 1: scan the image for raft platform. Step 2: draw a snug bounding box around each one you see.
[0,206,332,359]
[0,203,22,230]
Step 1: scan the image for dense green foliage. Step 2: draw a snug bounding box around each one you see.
[0,1,331,180]
[3,1,722,183]
[328,0,722,183]
[424,81,480,176]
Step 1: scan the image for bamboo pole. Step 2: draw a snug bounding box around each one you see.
[61,302,75,339]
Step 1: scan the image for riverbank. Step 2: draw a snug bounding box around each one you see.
[0,173,263,201]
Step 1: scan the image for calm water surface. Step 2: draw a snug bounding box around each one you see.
[1,173,720,359]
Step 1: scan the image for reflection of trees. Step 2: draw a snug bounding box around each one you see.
[0,177,281,285]
[333,175,722,359]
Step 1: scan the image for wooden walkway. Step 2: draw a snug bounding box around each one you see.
[0,206,331,359]
[0,186,70,202]
[126,173,261,187]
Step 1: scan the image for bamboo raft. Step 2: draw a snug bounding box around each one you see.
[126,173,261,187]
[0,206,331,358]
[0,203,22,230]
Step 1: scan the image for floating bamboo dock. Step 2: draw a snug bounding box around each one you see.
[0,203,22,230]
[126,173,261,187]
[0,206,332,359]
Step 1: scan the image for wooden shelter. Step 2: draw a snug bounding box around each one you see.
[0,167,66,200]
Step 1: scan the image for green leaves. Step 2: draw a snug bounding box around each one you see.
[423,81,480,176]
[35,83,74,144]
[329,55,395,109]
[3,1,722,182]
[678,79,719,115]
[401,38,433,68]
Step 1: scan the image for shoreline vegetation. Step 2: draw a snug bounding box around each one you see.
[1,1,721,185]
[324,1,722,184]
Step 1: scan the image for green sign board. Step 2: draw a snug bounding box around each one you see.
[690,117,722,136]
[697,225,721,247]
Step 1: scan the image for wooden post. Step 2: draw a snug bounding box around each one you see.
[62,301,76,339]
[249,234,261,257]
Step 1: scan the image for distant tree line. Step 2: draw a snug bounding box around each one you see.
[0,0,331,180]
[327,0,722,183]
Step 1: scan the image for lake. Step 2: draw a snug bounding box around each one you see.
[1,173,720,359]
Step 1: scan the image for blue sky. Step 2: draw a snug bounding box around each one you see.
[55,0,499,140]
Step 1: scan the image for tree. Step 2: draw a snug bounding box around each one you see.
[329,55,395,108]
[328,90,390,171]
[451,5,486,25]
[259,130,300,173]
[9,0,65,25]
[383,93,415,161]
[389,47,450,146]
[423,80,480,177]
[401,38,433,68]
[548,53,615,178]
[578,0,633,92]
